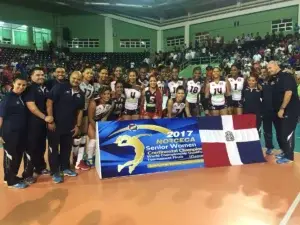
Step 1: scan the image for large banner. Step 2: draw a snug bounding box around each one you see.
[95,115,266,179]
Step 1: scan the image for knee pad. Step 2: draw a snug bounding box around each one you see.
[80,136,87,147]
[73,137,81,147]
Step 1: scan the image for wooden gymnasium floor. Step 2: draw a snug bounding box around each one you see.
[0,126,300,225]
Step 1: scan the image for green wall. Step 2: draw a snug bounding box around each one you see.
[190,6,299,42]
[0,3,54,29]
[60,15,105,52]
[112,19,157,52]
[163,27,184,51]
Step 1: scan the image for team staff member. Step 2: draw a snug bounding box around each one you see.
[267,61,300,164]
[46,71,85,183]
[242,75,262,131]
[23,68,53,183]
[0,76,28,189]
[45,66,67,91]
[259,67,275,155]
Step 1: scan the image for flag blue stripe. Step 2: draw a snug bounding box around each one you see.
[198,116,223,130]
[236,141,266,164]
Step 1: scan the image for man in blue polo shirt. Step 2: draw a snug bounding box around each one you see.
[267,61,300,164]
[46,71,84,183]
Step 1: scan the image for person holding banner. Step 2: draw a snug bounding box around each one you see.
[204,67,231,116]
[167,86,191,118]
[87,86,113,167]
[122,69,143,121]
[140,75,163,119]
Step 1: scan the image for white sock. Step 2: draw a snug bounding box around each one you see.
[72,138,81,156]
[76,136,86,165]
[87,139,96,159]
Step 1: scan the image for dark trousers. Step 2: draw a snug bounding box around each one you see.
[47,130,73,174]
[262,112,274,149]
[273,115,298,160]
[3,130,26,186]
[23,122,47,178]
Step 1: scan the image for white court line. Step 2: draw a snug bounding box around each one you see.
[279,193,300,225]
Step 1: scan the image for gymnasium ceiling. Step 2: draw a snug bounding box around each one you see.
[0,0,284,24]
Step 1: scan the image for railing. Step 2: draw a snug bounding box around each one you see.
[180,56,222,71]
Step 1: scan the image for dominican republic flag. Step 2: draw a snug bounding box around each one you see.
[198,114,266,168]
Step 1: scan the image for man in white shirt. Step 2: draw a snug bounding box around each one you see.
[253,53,262,63]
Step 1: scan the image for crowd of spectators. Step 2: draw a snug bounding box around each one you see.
[1,30,300,100]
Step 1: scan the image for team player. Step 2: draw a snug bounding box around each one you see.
[94,67,109,96]
[72,67,94,171]
[157,66,169,113]
[87,86,113,166]
[186,67,203,117]
[110,66,123,92]
[108,81,125,121]
[168,67,185,100]
[242,75,262,131]
[227,65,244,115]
[204,67,231,116]
[138,66,149,87]
[167,86,192,118]
[122,69,143,121]
[140,75,163,119]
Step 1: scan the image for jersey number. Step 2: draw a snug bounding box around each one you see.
[234,83,237,90]
[214,88,222,95]
[130,92,136,99]
[190,86,199,94]
[85,89,92,98]
[173,87,176,93]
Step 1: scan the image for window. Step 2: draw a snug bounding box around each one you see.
[195,32,210,43]
[33,27,51,50]
[67,38,100,48]
[120,39,150,48]
[271,19,293,32]
[166,36,184,47]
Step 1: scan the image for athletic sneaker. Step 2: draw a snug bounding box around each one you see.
[85,158,95,167]
[63,169,78,177]
[8,182,28,189]
[75,160,90,171]
[266,149,273,155]
[24,177,37,185]
[275,152,285,159]
[276,158,293,164]
[52,173,64,184]
[35,169,50,175]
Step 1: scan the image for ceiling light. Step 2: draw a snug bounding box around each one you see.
[84,2,110,5]
[115,3,152,8]
[56,1,69,6]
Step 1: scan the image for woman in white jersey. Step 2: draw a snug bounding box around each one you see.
[86,86,113,167]
[93,67,109,97]
[186,67,203,117]
[72,67,94,171]
[227,65,244,115]
[167,86,192,118]
[168,67,185,100]
[122,69,143,121]
[204,67,231,116]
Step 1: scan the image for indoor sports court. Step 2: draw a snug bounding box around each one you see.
[0,149,300,225]
[1,0,300,224]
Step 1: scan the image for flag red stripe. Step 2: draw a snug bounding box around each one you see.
[202,143,231,167]
[232,114,256,130]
